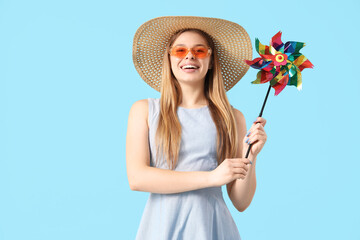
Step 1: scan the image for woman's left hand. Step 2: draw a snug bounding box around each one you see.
[243,117,267,157]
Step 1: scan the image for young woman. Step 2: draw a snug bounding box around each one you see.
[127,16,267,240]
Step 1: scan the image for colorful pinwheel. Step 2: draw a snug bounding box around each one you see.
[245,31,314,96]
[243,31,314,159]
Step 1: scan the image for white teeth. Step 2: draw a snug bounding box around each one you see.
[182,65,199,69]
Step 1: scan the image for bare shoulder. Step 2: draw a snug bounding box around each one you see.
[130,99,148,111]
[231,106,247,138]
[128,99,149,127]
[231,106,246,124]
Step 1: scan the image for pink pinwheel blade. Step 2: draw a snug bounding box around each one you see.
[270,31,284,52]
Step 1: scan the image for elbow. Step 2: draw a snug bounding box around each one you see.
[129,181,138,191]
[128,167,147,191]
[127,166,141,191]
[128,165,150,192]
[234,200,251,212]
[236,205,248,212]
[129,175,144,191]
[128,173,141,191]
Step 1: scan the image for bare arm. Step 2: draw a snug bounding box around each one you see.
[130,167,213,194]
[126,99,214,194]
[226,109,258,212]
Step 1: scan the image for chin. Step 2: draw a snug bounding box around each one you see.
[177,79,205,88]
[175,74,207,83]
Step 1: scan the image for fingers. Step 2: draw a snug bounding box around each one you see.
[243,117,268,156]
[245,117,266,138]
[247,120,265,134]
[246,129,267,145]
[234,168,247,175]
[245,122,267,144]
[253,117,266,127]
[231,162,249,172]
[233,164,248,180]
[229,158,251,166]
[226,158,252,180]
[235,173,246,180]
[229,158,250,171]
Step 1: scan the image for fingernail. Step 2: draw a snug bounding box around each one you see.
[246,131,251,137]
[250,160,253,165]
[248,139,251,144]
[245,138,249,143]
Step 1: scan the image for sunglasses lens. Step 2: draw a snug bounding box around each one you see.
[171,46,189,58]
[170,46,210,58]
[192,47,209,58]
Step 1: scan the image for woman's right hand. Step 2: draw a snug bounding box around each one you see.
[209,158,251,187]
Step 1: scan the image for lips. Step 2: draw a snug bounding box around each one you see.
[180,63,200,69]
[180,63,200,73]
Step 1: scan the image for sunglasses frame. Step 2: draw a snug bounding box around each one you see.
[168,46,212,59]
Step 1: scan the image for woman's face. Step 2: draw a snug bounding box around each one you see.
[169,31,212,86]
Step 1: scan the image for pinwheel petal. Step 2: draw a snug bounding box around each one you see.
[270,45,277,55]
[245,57,272,70]
[256,38,271,55]
[295,69,303,90]
[287,65,302,88]
[252,70,274,84]
[263,61,275,71]
[270,66,279,75]
[271,73,289,96]
[288,63,297,78]
[260,54,275,62]
[270,31,284,52]
[287,53,302,62]
[284,41,306,55]
[296,69,303,90]
[298,59,314,71]
[292,55,314,71]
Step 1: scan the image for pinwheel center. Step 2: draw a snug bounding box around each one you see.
[275,54,285,63]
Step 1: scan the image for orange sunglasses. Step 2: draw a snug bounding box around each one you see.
[169,46,212,59]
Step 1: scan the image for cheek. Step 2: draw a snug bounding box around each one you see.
[170,62,177,72]
[201,60,211,71]
[170,58,180,72]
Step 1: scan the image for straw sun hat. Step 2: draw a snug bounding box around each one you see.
[132,16,253,92]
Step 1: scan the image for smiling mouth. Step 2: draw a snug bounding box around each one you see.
[181,66,199,73]
[181,65,200,70]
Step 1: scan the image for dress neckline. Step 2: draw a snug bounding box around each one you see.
[178,105,209,110]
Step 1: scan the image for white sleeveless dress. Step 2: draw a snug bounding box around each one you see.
[135,98,241,240]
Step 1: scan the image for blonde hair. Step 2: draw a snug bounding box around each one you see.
[154,28,239,170]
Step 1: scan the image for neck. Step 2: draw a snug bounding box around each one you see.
[178,82,208,108]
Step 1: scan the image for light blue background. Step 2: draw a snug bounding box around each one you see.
[1,0,359,239]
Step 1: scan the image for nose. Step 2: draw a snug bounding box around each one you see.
[185,49,195,59]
